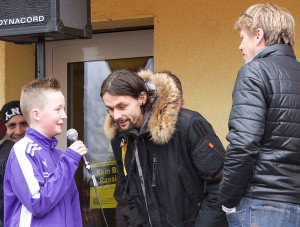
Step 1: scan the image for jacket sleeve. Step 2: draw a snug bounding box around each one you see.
[219,65,266,208]
[196,182,227,227]
[71,181,83,227]
[9,146,82,217]
[185,110,227,226]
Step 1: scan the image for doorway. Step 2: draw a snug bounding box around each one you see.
[45,29,153,226]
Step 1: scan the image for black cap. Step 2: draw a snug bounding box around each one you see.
[1,101,23,123]
[0,111,6,139]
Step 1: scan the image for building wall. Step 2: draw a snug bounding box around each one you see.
[1,0,299,145]
[5,43,35,101]
[0,42,5,105]
[0,42,35,105]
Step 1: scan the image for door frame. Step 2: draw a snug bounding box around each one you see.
[45,29,153,148]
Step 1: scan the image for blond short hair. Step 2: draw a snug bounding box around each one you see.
[235,3,295,46]
[20,78,61,123]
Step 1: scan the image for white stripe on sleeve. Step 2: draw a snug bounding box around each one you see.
[14,138,41,198]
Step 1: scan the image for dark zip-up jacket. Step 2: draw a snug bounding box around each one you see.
[0,138,13,226]
[104,71,227,226]
[219,44,300,208]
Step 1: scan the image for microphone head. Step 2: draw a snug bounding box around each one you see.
[66,128,78,142]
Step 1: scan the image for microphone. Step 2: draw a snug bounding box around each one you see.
[66,128,91,174]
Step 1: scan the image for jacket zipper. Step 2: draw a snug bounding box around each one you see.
[134,140,153,227]
[152,153,157,187]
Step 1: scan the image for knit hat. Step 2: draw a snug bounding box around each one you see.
[0,111,6,139]
[1,101,23,123]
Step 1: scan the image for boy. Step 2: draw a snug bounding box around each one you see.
[4,78,88,226]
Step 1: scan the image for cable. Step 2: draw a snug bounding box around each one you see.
[66,129,109,226]
[89,171,109,227]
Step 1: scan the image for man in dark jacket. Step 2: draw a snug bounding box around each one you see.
[219,3,300,227]
[101,69,227,226]
[0,101,28,227]
[0,112,14,227]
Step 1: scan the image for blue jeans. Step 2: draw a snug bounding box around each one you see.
[226,197,300,227]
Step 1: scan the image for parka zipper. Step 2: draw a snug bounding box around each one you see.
[151,153,157,187]
[134,140,153,227]
[151,152,171,226]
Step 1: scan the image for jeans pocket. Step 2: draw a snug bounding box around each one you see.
[250,205,290,227]
[226,209,245,227]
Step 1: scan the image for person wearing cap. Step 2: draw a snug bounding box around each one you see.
[1,100,29,143]
[0,101,28,226]
[0,113,14,227]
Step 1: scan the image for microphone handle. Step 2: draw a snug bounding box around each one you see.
[69,138,91,173]
[82,155,92,174]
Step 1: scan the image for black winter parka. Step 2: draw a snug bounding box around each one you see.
[104,71,227,227]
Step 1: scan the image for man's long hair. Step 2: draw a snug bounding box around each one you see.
[100,69,156,113]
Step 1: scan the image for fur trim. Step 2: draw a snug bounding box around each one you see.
[138,69,153,81]
[145,71,181,144]
[103,70,181,144]
[103,114,119,140]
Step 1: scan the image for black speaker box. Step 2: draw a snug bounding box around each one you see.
[0,0,92,44]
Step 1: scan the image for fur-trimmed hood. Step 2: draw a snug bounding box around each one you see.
[103,70,182,144]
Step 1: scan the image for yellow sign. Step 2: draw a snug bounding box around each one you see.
[89,160,117,209]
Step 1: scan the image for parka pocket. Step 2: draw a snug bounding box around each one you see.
[192,139,225,181]
[178,166,204,207]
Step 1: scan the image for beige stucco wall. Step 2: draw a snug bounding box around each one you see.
[0,42,5,106]
[0,42,35,107]
[90,0,300,145]
[5,43,35,101]
[1,0,299,145]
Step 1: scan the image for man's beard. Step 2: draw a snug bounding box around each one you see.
[119,120,135,131]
